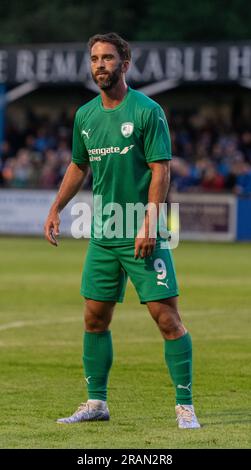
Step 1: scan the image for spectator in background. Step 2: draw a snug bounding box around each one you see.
[11,149,35,188]
[39,150,58,189]
[233,158,251,196]
[0,140,13,162]
[171,158,200,191]
[2,158,16,186]
[240,131,251,163]
[201,161,225,192]
[1,104,251,195]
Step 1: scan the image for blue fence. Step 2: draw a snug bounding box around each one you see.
[236,198,251,241]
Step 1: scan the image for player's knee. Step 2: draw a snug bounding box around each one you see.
[84,315,109,332]
[84,304,112,332]
[157,310,182,336]
[84,309,110,331]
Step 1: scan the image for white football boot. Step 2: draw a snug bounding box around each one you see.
[57,400,110,424]
[175,404,201,429]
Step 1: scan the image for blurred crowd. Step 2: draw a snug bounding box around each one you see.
[0,108,90,190]
[1,104,251,196]
[170,106,251,196]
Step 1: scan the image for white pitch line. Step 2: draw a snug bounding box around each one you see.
[0,317,80,332]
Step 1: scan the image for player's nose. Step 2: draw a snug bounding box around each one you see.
[95,57,105,68]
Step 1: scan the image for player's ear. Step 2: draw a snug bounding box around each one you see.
[122,60,130,73]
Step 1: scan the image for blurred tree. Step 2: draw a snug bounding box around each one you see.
[0,0,143,44]
[0,0,251,44]
[136,0,251,41]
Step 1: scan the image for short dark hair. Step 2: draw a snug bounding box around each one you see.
[88,32,131,62]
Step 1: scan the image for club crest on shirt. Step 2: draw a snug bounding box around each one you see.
[121,122,134,138]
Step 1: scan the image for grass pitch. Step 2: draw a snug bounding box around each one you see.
[0,237,250,449]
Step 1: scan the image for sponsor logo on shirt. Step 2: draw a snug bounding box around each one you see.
[121,122,134,138]
[88,145,134,161]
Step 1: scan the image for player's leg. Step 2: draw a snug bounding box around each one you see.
[147,297,200,428]
[83,299,115,404]
[81,242,127,410]
[119,241,200,428]
[57,299,115,424]
[147,295,185,339]
[57,242,127,424]
[147,295,191,402]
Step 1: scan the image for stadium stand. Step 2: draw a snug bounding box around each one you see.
[1,104,251,195]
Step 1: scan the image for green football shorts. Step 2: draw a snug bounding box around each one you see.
[81,239,179,304]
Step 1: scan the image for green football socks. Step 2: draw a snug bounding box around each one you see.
[83,331,113,401]
[164,332,193,405]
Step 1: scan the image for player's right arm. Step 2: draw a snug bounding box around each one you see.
[44,162,88,246]
[45,108,90,246]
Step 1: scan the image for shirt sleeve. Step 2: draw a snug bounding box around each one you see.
[143,106,172,163]
[72,111,89,164]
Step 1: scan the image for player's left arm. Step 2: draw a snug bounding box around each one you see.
[135,160,170,258]
[135,105,171,258]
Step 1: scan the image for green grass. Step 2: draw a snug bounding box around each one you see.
[0,237,250,449]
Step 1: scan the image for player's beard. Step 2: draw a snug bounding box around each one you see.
[92,63,122,90]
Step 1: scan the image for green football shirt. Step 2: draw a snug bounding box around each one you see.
[72,87,172,245]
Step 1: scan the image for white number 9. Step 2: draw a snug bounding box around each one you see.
[154,258,167,280]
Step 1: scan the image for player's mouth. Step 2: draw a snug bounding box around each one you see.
[96,71,109,77]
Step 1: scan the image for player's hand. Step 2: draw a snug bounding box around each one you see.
[44,209,60,246]
[134,225,156,258]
